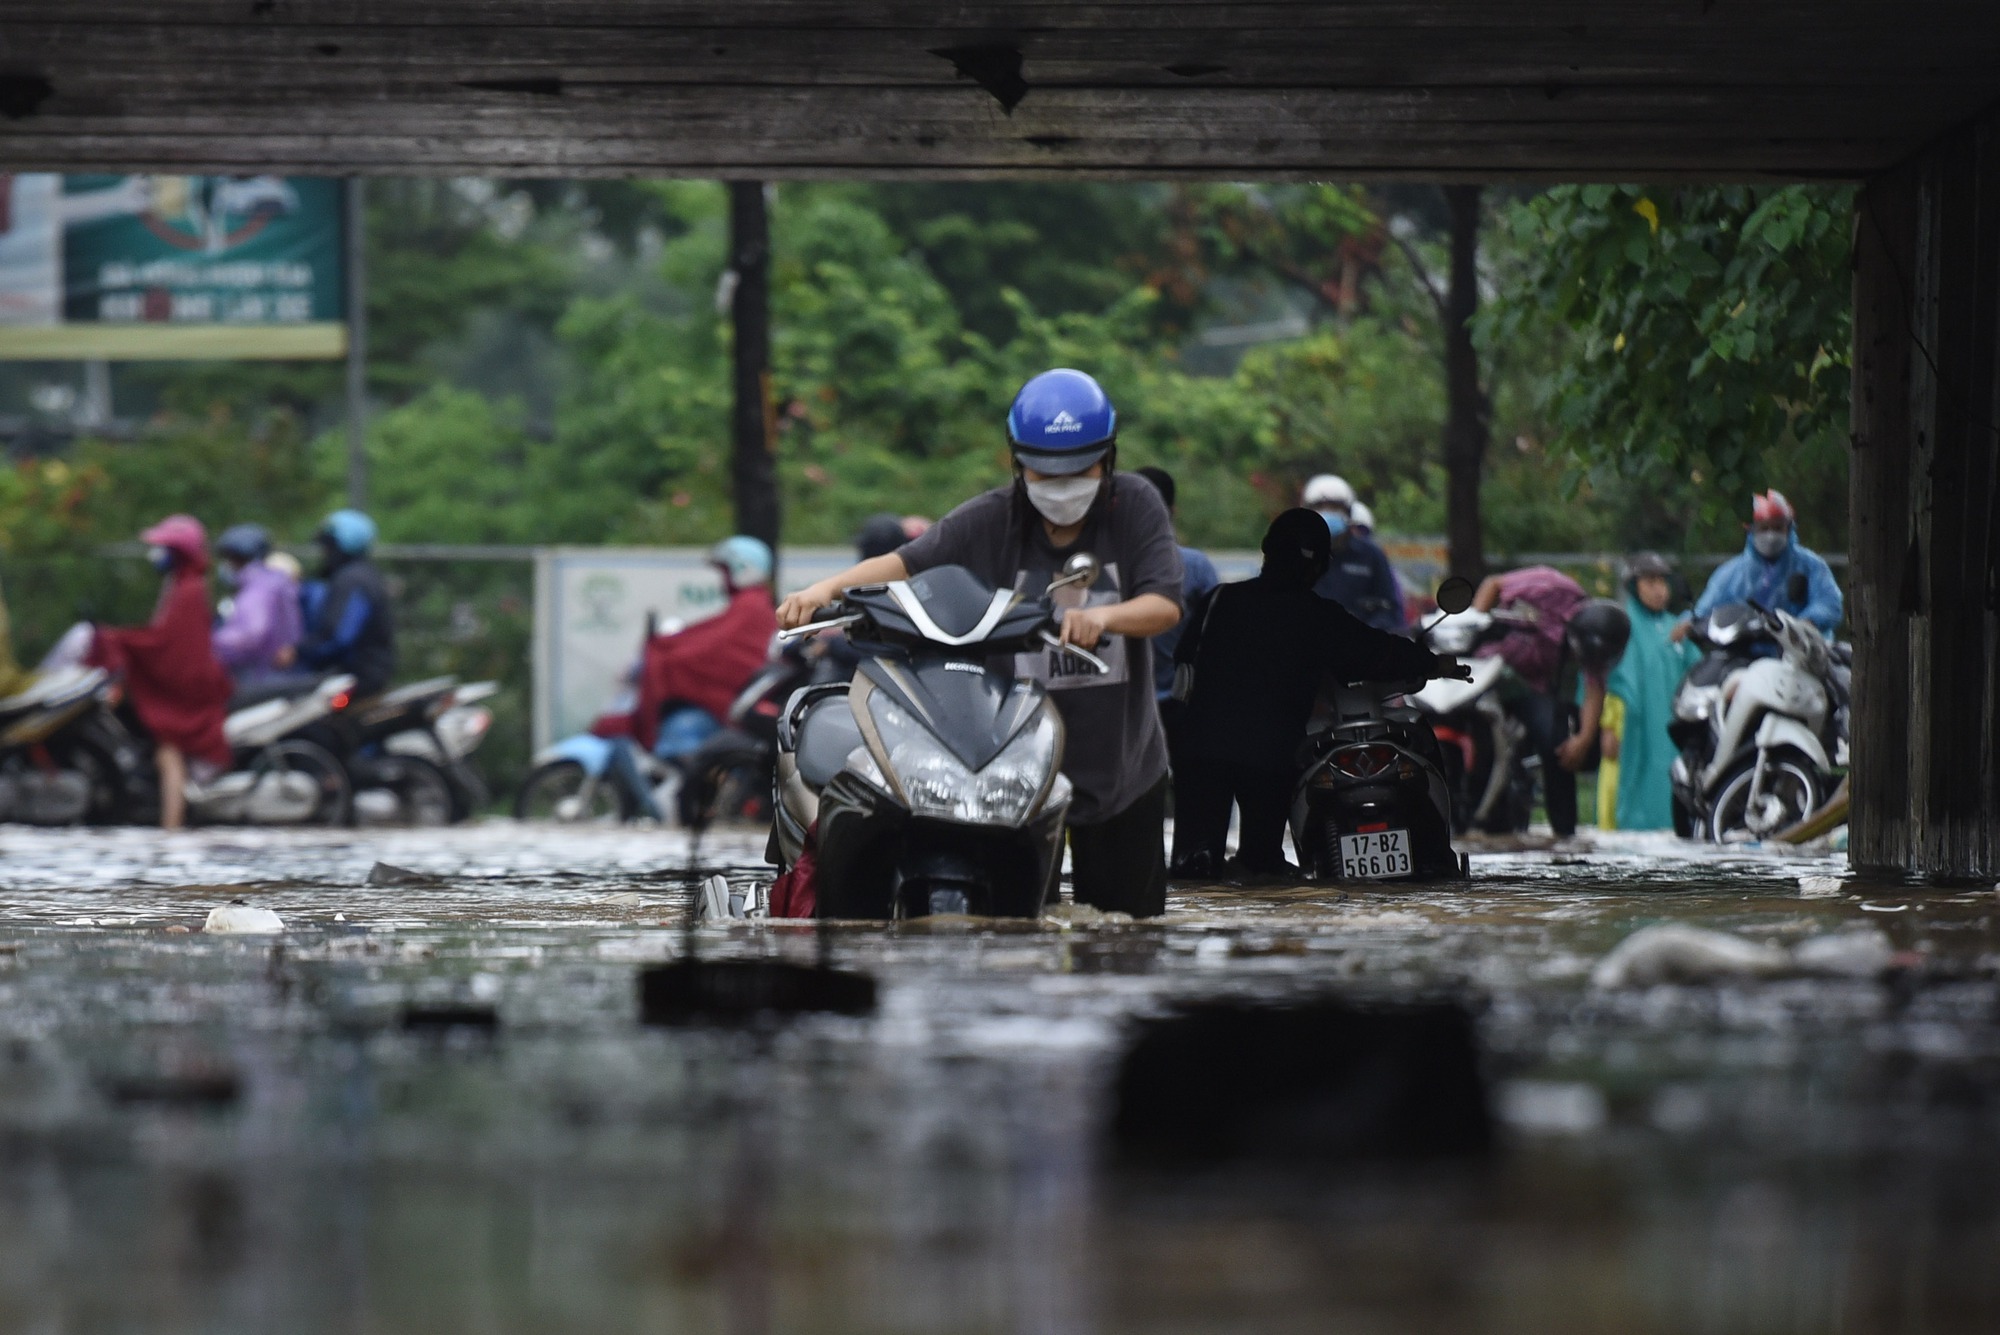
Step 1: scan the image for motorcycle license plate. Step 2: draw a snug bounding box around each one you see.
[1340,829,1413,880]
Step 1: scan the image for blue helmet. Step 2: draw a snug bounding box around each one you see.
[1006,369,1116,476]
[216,523,272,563]
[709,535,773,587]
[319,509,377,556]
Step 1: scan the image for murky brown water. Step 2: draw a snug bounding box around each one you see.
[0,822,1994,1333]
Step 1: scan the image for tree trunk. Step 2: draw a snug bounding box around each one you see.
[1441,184,1489,582]
[728,180,780,553]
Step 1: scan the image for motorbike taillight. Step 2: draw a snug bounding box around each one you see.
[1331,743,1398,778]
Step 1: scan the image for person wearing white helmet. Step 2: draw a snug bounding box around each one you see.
[1300,475,1405,632]
[1349,501,1376,537]
[630,536,779,762]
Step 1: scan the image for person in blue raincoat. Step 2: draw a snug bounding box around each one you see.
[1690,490,1843,635]
[1605,552,1699,831]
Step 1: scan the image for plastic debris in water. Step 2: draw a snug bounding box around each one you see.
[1798,875,1845,897]
[1592,923,1892,988]
[202,902,285,934]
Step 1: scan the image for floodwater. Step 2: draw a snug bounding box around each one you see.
[0,822,1995,1333]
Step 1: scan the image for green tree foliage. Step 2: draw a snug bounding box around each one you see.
[1482,184,1853,543]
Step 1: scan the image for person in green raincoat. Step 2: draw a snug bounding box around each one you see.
[1603,552,1699,830]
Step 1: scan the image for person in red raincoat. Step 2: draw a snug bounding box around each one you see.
[89,515,233,829]
[621,536,779,757]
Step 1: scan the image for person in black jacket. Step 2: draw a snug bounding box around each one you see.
[1171,508,1464,878]
[297,508,397,698]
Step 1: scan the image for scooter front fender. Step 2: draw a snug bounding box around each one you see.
[1753,713,1829,775]
[536,733,619,777]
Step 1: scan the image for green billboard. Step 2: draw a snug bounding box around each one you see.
[0,174,346,360]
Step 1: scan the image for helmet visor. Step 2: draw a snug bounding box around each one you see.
[1012,444,1110,477]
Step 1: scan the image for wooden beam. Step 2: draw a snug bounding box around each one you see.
[1849,108,2000,881]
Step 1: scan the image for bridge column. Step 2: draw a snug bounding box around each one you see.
[1849,109,2000,881]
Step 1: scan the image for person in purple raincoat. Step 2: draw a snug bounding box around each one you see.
[211,524,303,690]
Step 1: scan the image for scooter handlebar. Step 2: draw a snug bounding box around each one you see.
[1037,629,1112,675]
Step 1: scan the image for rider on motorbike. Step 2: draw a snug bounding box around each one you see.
[1690,490,1843,637]
[212,523,304,690]
[778,368,1185,917]
[628,536,779,762]
[297,509,396,698]
[1169,507,1462,878]
[87,515,234,828]
[1303,474,1406,633]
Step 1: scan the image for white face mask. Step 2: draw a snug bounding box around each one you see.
[1025,475,1101,527]
[1752,529,1789,559]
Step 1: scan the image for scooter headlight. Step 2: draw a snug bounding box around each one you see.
[1674,685,1720,722]
[868,697,1059,826]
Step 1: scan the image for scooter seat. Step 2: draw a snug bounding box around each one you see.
[794,691,865,790]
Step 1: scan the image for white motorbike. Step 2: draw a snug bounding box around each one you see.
[184,674,360,825]
[1668,604,1845,842]
[1405,606,1537,833]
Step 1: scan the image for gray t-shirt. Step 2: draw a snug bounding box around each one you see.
[897,473,1184,824]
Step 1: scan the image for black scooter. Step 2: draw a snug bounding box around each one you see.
[1289,577,1476,882]
[771,554,1107,919]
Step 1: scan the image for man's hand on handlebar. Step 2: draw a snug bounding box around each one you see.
[1433,655,1474,682]
[1059,606,1112,651]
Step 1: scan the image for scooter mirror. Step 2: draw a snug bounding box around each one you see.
[1434,575,1475,616]
[1049,552,1101,593]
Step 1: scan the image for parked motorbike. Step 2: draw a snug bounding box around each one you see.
[1669,599,1847,842]
[770,555,1104,920]
[1292,577,1476,881]
[0,665,140,825]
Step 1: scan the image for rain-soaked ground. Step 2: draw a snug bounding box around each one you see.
[0,821,1996,1333]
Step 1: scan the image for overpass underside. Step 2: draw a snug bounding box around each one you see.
[3,1,1997,876]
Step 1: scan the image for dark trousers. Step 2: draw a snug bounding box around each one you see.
[1171,758,1296,874]
[1515,689,1579,837]
[1068,774,1169,918]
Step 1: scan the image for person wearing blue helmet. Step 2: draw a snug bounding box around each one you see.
[780,368,1185,916]
[296,508,396,697]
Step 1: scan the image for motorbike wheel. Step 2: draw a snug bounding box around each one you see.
[388,756,456,828]
[1708,751,1822,844]
[444,761,490,822]
[59,731,130,825]
[1313,821,1343,881]
[265,739,353,827]
[514,760,631,823]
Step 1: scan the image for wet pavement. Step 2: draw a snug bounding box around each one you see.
[0,821,1995,1333]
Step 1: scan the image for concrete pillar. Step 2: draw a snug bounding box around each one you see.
[1849,110,2000,881]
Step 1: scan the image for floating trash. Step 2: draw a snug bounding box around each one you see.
[202,902,285,934]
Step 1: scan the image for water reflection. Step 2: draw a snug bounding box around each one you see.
[0,822,1991,1330]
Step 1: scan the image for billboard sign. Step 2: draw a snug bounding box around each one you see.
[0,173,345,360]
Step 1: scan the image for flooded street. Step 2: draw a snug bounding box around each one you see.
[0,822,1995,1333]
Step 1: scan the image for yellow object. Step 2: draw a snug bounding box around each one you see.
[0,581,29,699]
[1597,693,1626,830]
[1633,196,1661,233]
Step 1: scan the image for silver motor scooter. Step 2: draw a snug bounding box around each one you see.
[771,554,1107,919]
